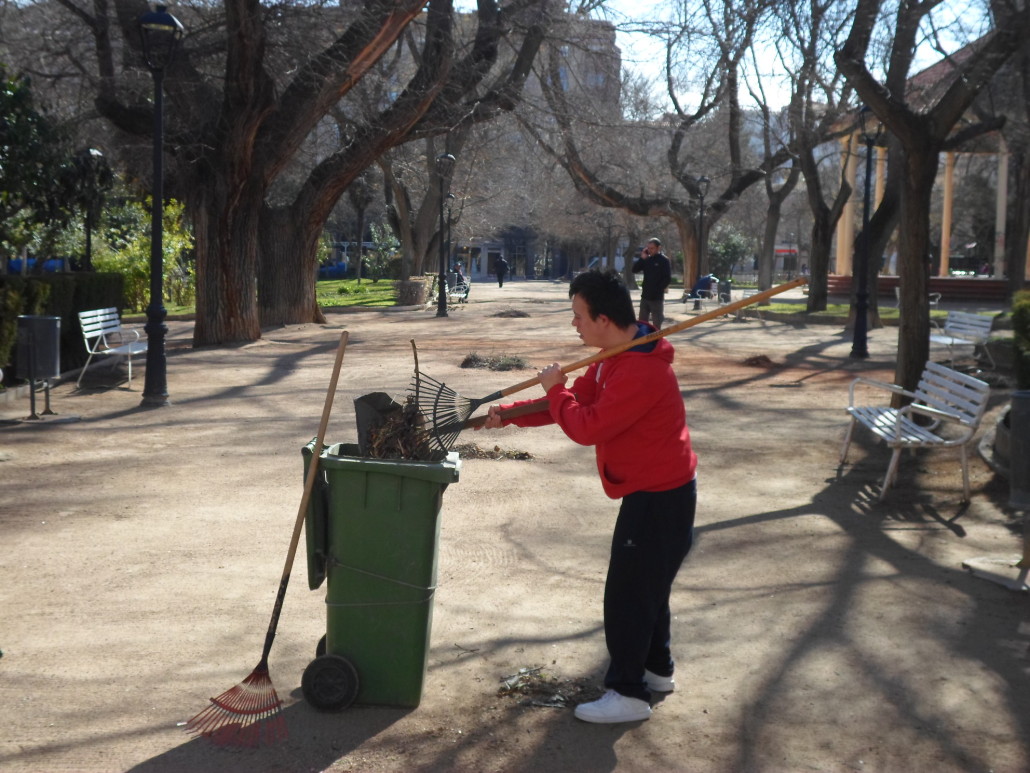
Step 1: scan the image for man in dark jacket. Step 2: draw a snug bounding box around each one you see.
[631,238,672,328]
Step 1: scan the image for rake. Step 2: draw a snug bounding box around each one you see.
[185,330,349,747]
[412,278,807,452]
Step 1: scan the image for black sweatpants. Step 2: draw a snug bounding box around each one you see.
[603,478,696,701]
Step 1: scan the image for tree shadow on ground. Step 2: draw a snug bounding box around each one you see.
[698,461,1030,772]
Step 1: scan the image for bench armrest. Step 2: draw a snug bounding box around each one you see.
[848,376,916,406]
[108,327,142,345]
[903,402,970,427]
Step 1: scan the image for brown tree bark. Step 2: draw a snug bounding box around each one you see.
[77,0,548,344]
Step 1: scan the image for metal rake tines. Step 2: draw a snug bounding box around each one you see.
[409,370,477,453]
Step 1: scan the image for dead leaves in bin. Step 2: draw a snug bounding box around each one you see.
[497,666,601,708]
[364,397,435,460]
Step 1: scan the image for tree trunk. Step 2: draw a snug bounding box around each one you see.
[896,146,940,394]
[759,198,781,295]
[671,212,698,287]
[190,184,263,346]
[799,139,849,314]
[806,213,834,311]
[258,205,325,327]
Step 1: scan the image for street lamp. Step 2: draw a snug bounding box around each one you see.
[850,106,881,360]
[138,4,184,406]
[694,175,711,310]
[435,153,456,318]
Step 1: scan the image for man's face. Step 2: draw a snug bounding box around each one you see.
[571,293,606,348]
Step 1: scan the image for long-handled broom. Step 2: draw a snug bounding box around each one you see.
[412,278,807,452]
[185,330,349,747]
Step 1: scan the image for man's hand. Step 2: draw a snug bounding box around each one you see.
[538,363,567,392]
[474,405,505,430]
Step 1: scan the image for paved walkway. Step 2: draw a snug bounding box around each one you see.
[1,278,1026,773]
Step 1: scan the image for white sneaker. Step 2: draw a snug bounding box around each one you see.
[645,669,675,693]
[574,690,652,723]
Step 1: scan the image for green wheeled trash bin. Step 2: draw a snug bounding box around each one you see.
[300,440,461,711]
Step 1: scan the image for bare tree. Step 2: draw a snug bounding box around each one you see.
[836,0,1030,391]
[517,0,796,286]
[752,0,856,312]
[10,0,552,344]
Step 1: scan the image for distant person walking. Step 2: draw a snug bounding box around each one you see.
[496,256,509,288]
[631,238,672,328]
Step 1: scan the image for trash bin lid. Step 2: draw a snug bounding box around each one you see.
[306,440,461,484]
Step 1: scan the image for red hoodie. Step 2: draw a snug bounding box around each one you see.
[500,330,697,499]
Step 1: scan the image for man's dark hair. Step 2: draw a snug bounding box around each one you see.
[648,237,662,248]
[569,269,636,327]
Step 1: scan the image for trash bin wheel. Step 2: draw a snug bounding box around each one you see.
[316,634,327,657]
[302,654,360,712]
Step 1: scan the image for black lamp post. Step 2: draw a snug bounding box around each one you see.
[138,4,183,406]
[435,153,456,318]
[850,106,880,360]
[694,175,710,310]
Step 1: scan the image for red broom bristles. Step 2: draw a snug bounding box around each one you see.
[185,663,286,747]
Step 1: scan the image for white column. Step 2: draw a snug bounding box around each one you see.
[939,152,955,277]
[835,135,857,276]
[994,145,1009,277]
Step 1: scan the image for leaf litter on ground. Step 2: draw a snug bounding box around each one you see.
[497,666,602,708]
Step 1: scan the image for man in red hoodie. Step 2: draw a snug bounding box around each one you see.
[478,269,697,724]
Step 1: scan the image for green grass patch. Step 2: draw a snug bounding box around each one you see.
[316,279,397,308]
[762,302,952,321]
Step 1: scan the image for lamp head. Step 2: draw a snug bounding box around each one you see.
[859,105,883,145]
[138,5,184,72]
[436,153,456,181]
[697,175,711,199]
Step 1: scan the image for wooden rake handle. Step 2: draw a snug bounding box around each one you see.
[494,277,808,400]
[260,330,348,662]
[464,402,548,429]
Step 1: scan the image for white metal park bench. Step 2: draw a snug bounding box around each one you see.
[447,272,470,304]
[735,289,763,321]
[929,310,995,368]
[76,308,148,387]
[839,361,991,502]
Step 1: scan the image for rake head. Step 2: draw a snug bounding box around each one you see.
[185,662,286,747]
[409,368,479,454]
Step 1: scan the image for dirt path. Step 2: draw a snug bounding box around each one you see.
[1,281,1027,772]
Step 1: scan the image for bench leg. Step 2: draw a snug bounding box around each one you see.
[975,342,995,370]
[879,447,904,502]
[839,418,857,464]
[76,353,97,388]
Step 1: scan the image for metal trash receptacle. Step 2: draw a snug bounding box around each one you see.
[16,315,61,381]
[717,280,732,302]
[300,440,460,710]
